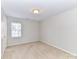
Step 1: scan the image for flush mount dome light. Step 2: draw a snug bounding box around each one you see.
[32,9,39,14]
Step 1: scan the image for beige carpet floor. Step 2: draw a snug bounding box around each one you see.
[3,41,76,59]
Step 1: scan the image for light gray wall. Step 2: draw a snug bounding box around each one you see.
[1,9,7,56]
[40,8,77,56]
[7,16,39,46]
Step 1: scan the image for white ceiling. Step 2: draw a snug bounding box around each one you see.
[2,0,77,21]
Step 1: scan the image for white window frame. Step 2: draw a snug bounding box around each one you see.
[11,22,21,38]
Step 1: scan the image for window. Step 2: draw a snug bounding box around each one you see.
[11,22,21,38]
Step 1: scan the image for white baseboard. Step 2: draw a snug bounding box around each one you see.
[41,40,77,56]
[7,40,39,47]
[7,40,77,56]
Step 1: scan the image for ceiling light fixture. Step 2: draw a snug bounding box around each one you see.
[33,9,39,14]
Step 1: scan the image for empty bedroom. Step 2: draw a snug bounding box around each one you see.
[1,0,77,59]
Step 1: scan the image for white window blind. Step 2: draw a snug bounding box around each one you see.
[11,22,21,38]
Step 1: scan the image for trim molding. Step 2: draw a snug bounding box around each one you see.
[41,40,77,56]
[7,40,39,47]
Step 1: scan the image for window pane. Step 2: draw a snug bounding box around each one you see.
[11,23,21,38]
